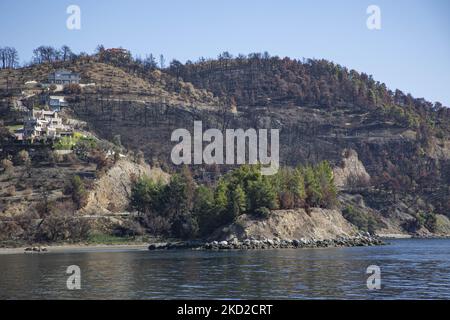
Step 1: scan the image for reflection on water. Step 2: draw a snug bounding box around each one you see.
[1,239,450,299]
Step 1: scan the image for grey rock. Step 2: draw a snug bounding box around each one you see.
[148,242,168,250]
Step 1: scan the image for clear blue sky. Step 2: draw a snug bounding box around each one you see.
[1,0,449,106]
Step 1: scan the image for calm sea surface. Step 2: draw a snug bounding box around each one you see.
[1,239,449,299]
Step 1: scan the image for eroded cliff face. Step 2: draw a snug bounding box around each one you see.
[333,149,450,237]
[211,208,358,241]
[81,159,169,215]
[333,149,371,189]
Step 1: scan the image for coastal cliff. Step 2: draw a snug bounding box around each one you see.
[210,208,358,241]
[81,159,169,215]
[147,208,382,251]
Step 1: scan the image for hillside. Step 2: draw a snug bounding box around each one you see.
[163,55,450,234]
[167,55,450,131]
[1,52,450,244]
[0,57,218,108]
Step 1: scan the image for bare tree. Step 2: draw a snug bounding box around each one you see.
[0,47,19,69]
[32,46,60,64]
[144,54,158,71]
[60,45,73,61]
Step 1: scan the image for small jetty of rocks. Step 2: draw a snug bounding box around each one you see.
[148,235,384,251]
[24,246,48,253]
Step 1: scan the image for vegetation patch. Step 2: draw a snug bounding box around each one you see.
[130,162,337,239]
[342,205,381,234]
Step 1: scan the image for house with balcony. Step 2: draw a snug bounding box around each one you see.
[48,69,80,85]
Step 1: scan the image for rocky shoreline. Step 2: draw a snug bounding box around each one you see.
[148,235,384,251]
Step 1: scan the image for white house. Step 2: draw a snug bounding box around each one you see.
[48,96,68,111]
[23,109,72,140]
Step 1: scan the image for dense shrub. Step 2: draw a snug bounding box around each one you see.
[1,158,14,174]
[64,175,87,209]
[272,162,336,210]
[13,210,40,242]
[16,150,30,165]
[0,220,23,241]
[171,215,199,240]
[342,205,379,234]
[131,166,197,238]
[402,212,437,233]
[254,207,271,219]
[36,213,90,242]
[63,83,81,94]
[130,176,165,214]
[0,201,90,244]
[424,213,437,232]
[141,214,171,235]
[112,220,144,237]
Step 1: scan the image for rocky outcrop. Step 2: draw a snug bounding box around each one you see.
[434,214,450,236]
[209,208,359,242]
[146,207,384,251]
[201,235,383,250]
[333,149,371,189]
[148,235,383,251]
[81,159,169,215]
